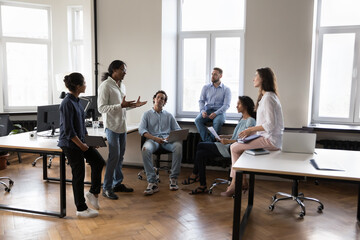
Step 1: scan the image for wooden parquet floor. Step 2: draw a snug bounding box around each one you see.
[0,153,359,240]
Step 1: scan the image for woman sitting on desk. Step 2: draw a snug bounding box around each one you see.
[182,96,256,194]
[221,67,284,197]
[58,72,105,218]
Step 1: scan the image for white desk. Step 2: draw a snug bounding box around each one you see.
[232,148,360,240]
[0,132,65,217]
[0,123,139,218]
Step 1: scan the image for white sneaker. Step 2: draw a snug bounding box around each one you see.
[86,192,100,210]
[76,208,99,218]
[144,183,159,195]
[169,178,179,191]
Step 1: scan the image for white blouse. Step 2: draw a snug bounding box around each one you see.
[256,92,284,148]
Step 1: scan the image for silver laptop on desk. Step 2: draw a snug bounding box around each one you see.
[281,132,316,154]
[165,129,189,143]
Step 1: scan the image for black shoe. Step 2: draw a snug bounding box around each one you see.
[102,190,118,200]
[113,183,134,192]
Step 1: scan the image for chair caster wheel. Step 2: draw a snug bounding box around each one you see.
[138,175,143,180]
[208,189,213,194]
[5,187,10,192]
[269,205,274,211]
[9,180,14,186]
[32,162,36,167]
[317,206,323,213]
[299,212,305,218]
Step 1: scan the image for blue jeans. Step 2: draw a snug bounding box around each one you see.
[103,128,126,191]
[195,110,225,142]
[141,139,182,183]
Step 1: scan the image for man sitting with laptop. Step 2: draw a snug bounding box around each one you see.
[139,90,186,195]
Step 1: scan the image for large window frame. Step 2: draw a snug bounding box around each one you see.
[0,2,52,112]
[312,0,360,124]
[0,0,94,113]
[177,0,245,119]
[68,6,84,73]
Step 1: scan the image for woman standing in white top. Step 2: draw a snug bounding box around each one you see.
[221,67,284,197]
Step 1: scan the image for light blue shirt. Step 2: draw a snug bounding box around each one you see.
[199,82,231,115]
[215,117,256,157]
[139,108,181,138]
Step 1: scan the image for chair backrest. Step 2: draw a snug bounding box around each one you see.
[0,115,13,136]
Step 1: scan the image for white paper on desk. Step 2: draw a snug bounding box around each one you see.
[310,158,345,171]
[207,127,220,140]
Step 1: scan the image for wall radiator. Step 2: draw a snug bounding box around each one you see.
[317,139,360,151]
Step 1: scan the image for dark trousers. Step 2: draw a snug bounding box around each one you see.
[62,146,105,211]
[192,142,222,186]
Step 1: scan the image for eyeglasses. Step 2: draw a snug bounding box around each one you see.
[120,68,127,73]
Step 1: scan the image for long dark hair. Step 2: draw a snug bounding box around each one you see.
[255,67,278,110]
[101,60,126,81]
[64,72,84,92]
[238,96,256,119]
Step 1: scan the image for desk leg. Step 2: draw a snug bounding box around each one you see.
[60,153,66,218]
[357,183,360,222]
[43,155,48,180]
[232,171,243,240]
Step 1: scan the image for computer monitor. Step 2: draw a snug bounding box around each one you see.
[81,96,101,121]
[37,104,60,136]
[0,115,13,136]
[79,97,91,112]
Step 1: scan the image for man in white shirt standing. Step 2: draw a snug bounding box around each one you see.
[98,60,147,200]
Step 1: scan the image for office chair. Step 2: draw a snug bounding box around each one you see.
[137,136,172,183]
[268,177,324,218]
[0,177,14,192]
[32,154,56,168]
[268,128,324,218]
[208,157,232,194]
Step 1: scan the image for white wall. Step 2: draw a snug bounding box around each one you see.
[244,0,314,128]
[97,0,164,124]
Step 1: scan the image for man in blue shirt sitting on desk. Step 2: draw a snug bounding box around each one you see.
[138,90,183,195]
[195,67,231,142]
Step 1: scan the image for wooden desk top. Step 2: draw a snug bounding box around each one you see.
[233,148,360,182]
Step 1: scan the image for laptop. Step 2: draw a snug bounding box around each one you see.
[164,129,189,143]
[84,135,107,147]
[281,132,316,154]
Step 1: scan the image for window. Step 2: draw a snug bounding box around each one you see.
[312,0,360,124]
[0,3,51,110]
[0,1,93,112]
[177,0,245,118]
[68,7,84,73]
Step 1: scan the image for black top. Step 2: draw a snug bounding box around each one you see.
[58,93,87,149]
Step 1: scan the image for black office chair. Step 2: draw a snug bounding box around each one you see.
[268,128,324,218]
[208,157,231,194]
[137,136,172,182]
